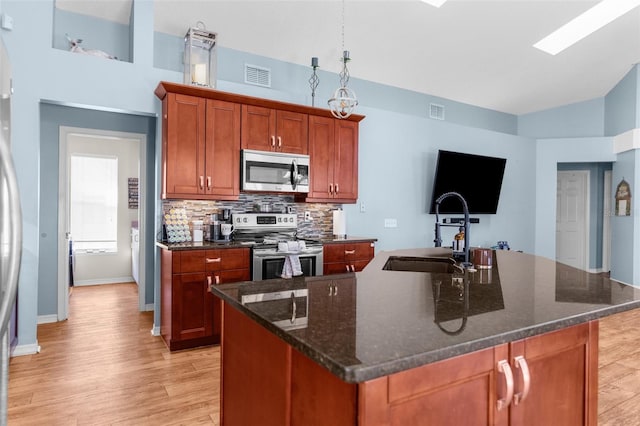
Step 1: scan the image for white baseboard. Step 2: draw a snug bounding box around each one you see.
[11,342,41,357]
[151,325,160,336]
[37,314,59,324]
[73,276,134,286]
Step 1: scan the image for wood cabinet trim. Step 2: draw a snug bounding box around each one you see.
[156,81,365,123]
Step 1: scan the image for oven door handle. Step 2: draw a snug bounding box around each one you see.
[290,291,297,324]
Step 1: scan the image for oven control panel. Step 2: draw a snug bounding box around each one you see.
[233,213,298,229]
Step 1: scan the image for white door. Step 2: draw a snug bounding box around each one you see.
[556,171,589,270]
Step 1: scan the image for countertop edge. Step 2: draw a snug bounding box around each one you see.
[211,282,640,384]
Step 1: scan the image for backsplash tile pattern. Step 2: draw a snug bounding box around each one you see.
[162,194,342,239]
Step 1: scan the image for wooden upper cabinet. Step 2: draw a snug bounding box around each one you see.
[155,81,364,202]
[161,92,240,200]
[306,115,359,203]
[205,99,241,198]
[162,93,206,198]
[241,105,309,154]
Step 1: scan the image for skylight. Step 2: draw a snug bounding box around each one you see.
[534,0,640,55]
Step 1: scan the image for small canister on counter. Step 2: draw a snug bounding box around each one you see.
[473,248,493,269]
[192,220,204,243]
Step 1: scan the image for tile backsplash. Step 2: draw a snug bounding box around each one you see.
[162,194,342,239]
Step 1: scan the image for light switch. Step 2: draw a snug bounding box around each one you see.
[1,14,13,31]
[384,218,397,228]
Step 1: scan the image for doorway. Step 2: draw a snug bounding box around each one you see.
[556,170,589,270]
[57,126,147,320]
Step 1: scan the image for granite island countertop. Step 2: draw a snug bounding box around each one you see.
[209,247,640,383]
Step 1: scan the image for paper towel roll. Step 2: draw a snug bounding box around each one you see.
[333,210,346,238]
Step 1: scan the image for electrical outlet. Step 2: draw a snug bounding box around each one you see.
[384,218,397,228]
[304,211,312,221]
[360,202,366,213]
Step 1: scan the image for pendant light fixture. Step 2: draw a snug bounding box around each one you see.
[309,57,320,107]
[328,0,358,119]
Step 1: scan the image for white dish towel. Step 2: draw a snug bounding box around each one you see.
[280,241,303,278]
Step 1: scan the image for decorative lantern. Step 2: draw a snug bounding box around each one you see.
[184,22,217,88]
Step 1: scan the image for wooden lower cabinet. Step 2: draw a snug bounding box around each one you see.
[161,247,249,351]
[220,305,598,426]
[324,241,375,275]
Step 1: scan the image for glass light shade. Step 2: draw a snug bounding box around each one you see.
[184,27,217,87]
[328,86,358,119]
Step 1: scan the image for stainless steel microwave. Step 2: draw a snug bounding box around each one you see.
[241,149,310,193]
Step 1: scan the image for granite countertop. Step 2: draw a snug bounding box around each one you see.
[156,240,254,250]
[209,247,640,383]
[318,236,378,244]
[156,236,377,250]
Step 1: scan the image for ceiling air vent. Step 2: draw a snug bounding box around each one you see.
[429,103,445,120]
[244,64,271,88]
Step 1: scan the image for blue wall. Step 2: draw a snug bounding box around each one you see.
[39,102,156,316]
[0,0,635,353]
[605,65,638,136]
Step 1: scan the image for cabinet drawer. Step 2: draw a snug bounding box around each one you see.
[176,250,205,273]
[205,248,250,272]
[324,242,375,262]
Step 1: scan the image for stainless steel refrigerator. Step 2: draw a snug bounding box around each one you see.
[0,37,22,425]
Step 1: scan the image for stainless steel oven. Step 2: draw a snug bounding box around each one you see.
[232,213,323,281]
[252,244,323,281]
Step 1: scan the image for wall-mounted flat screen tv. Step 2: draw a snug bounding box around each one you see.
[429,150,507,214]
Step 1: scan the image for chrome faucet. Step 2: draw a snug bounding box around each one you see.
[433,191,471,268]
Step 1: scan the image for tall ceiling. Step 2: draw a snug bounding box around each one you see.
[55,0,640,115]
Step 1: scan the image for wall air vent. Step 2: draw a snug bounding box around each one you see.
[244,64,271,88]
[429,103,445,120]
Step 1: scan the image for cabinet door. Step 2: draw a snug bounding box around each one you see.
[275,110,308,154]
[509,322,597,426]
[172,272,213,342]
[307,115,335,199]
[333,119,358,202]
[241,104,276,151]
[359,345,509,426]
[307,115,358,203]
[163,93,206,198]
[205,100,240,198]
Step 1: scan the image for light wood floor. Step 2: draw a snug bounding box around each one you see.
[8,283,220,425]
[6,283,640,425]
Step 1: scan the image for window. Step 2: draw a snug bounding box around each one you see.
[70,154,118,253]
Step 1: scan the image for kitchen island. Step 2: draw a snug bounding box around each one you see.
[209,247,640,426]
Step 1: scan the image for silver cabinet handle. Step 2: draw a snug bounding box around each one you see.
[206,257,221,263]
[345,250,355,255]
[329,183,333,194]
[215,275,220,284]
[206,176,211,190]
[335,183,339,194]
[497,359,514,411]
[333,284,338,296]
[199,175,204,189]
[270,135,275,147]
[277,136,282,147]
[207,275,212,288]
[513,355,531,405]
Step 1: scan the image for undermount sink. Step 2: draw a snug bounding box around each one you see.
[382,256,463,274]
